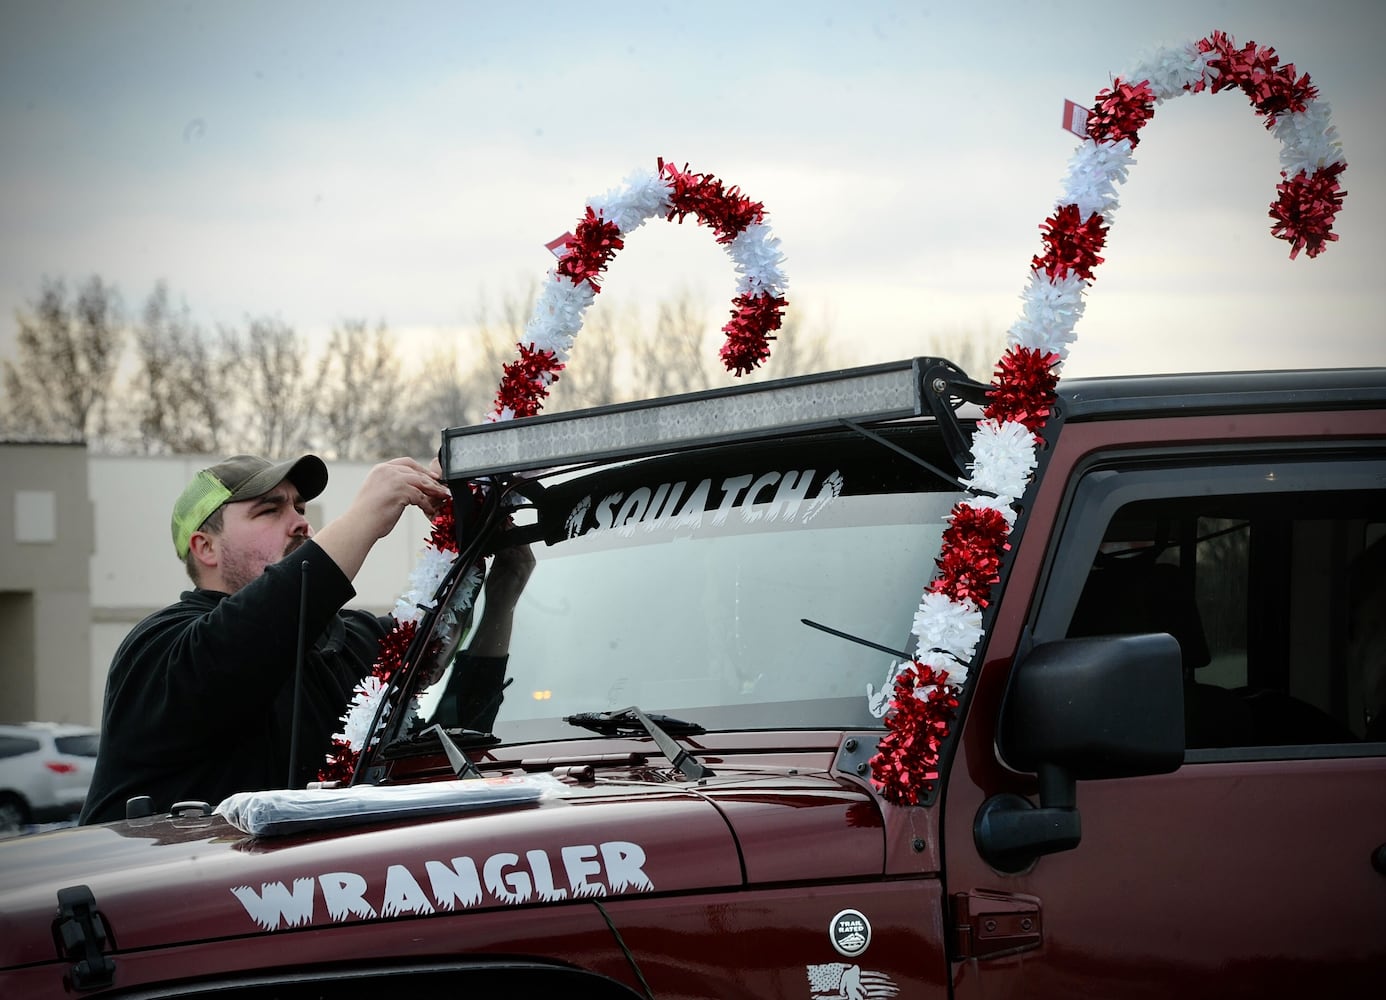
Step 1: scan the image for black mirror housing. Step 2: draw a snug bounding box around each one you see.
[1003,632,1186,780]
[977,633,1185,873]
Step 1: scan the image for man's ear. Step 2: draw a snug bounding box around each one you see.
[188,530,219,571]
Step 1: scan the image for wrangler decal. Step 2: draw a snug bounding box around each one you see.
[320,871,376,921]
[229,839,652,931]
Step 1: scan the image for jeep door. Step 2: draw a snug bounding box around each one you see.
[943,410,1386,997]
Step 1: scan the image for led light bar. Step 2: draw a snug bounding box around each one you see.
[443,358,936,482]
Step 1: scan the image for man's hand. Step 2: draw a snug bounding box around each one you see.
[314,458,451,582]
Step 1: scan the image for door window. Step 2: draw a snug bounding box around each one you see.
[1039,454,1384,757]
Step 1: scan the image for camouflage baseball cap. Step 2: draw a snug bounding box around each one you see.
[171,454,328,559]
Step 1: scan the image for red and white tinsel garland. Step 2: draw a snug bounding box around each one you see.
[319,505,476,782]
[321,161,787,781]
[869,30,1348,805]
[491,158,788,419]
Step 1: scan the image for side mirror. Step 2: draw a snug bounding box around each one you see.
[975,633,1185,873]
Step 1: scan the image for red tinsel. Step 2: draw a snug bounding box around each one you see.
[555,207,625,290]
[376,619,419,682]
[1195,31,1317,126]
[488,159,782,417]
[720,291,786,376]
[318,738,356,784]
[929,504,1010,608]
[426,495,458,554]
[871,28,1348,809]
[493,344,566,418]
[1270,163,1346,259]
[870,663,958,806]
[1032,203,1107,281]
[1086,77,1157,147]
[658,158,765,244]
[316,618,418,782]
[985,346,1062,431]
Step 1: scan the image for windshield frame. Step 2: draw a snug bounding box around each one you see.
[371,420,969,764]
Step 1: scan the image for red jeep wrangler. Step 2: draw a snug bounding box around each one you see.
[2,358,1383,998]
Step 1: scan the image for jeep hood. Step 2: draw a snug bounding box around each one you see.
[0,763,882,971]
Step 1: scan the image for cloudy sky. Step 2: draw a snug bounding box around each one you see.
[2,0,1382,391]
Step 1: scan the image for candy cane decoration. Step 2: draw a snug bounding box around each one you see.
[321,161,788,782]
[492,158,789,419]
[870,30,1348,805]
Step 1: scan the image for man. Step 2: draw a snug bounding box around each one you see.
[80,454,528,824]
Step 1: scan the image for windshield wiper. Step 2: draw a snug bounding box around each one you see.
[382,723,501,780]
[564,706,713,781]
[801,617,913,660]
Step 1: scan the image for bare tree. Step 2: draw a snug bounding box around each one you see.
[125,282,234,455]
[634,292,847,394]
[475,281,537,374]
[745,306,841,381]
[311,319,409,461]
[921,327,1008,382]
[221,316,316,457]
[629,291,718,399]
[1,275,124,442]
[392,281,851,456]
[547,301,625,411]
[402,344,483,457]
[470,278,630,416]
[401,309,528,457]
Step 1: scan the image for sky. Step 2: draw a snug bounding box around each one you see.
[1,0,1383,394]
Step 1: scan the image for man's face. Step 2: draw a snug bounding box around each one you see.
[212,482,312,593]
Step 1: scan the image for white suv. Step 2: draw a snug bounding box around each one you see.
[0,722,100,836]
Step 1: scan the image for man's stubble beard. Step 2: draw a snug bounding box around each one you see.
[219,537,306,594]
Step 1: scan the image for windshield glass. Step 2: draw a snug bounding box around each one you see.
[413,426,963,743]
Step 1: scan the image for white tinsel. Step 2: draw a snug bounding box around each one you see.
[523,165,787,381]
[965,419,1039,501]
[338,675,389,751]
[959,494,1017,529]
[422,564,483,656]
[335,548,487,757]
[393,546,461,624]
[901,32,1345,733]
[1058,138,1135,221]
[1006,271,1087,361]
[867,652,966,717]
[524,273,597,360]
[588,168,674,235]
[1124,42,1217,102]
[911,591,983,666]
[914,647,970,687]
[1274,99,1347,177]
[727,223,789,298]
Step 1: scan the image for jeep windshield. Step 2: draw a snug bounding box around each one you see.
[404,423,966,746]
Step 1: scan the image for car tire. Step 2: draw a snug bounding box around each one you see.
[0,793,29,837]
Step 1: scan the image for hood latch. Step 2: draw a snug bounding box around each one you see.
[53,884,116,992]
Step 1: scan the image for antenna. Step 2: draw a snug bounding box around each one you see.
[288,558,309,789]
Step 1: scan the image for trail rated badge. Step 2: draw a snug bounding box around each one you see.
[830,908,871,957]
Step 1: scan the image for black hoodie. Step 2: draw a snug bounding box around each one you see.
[84,540,391,824]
